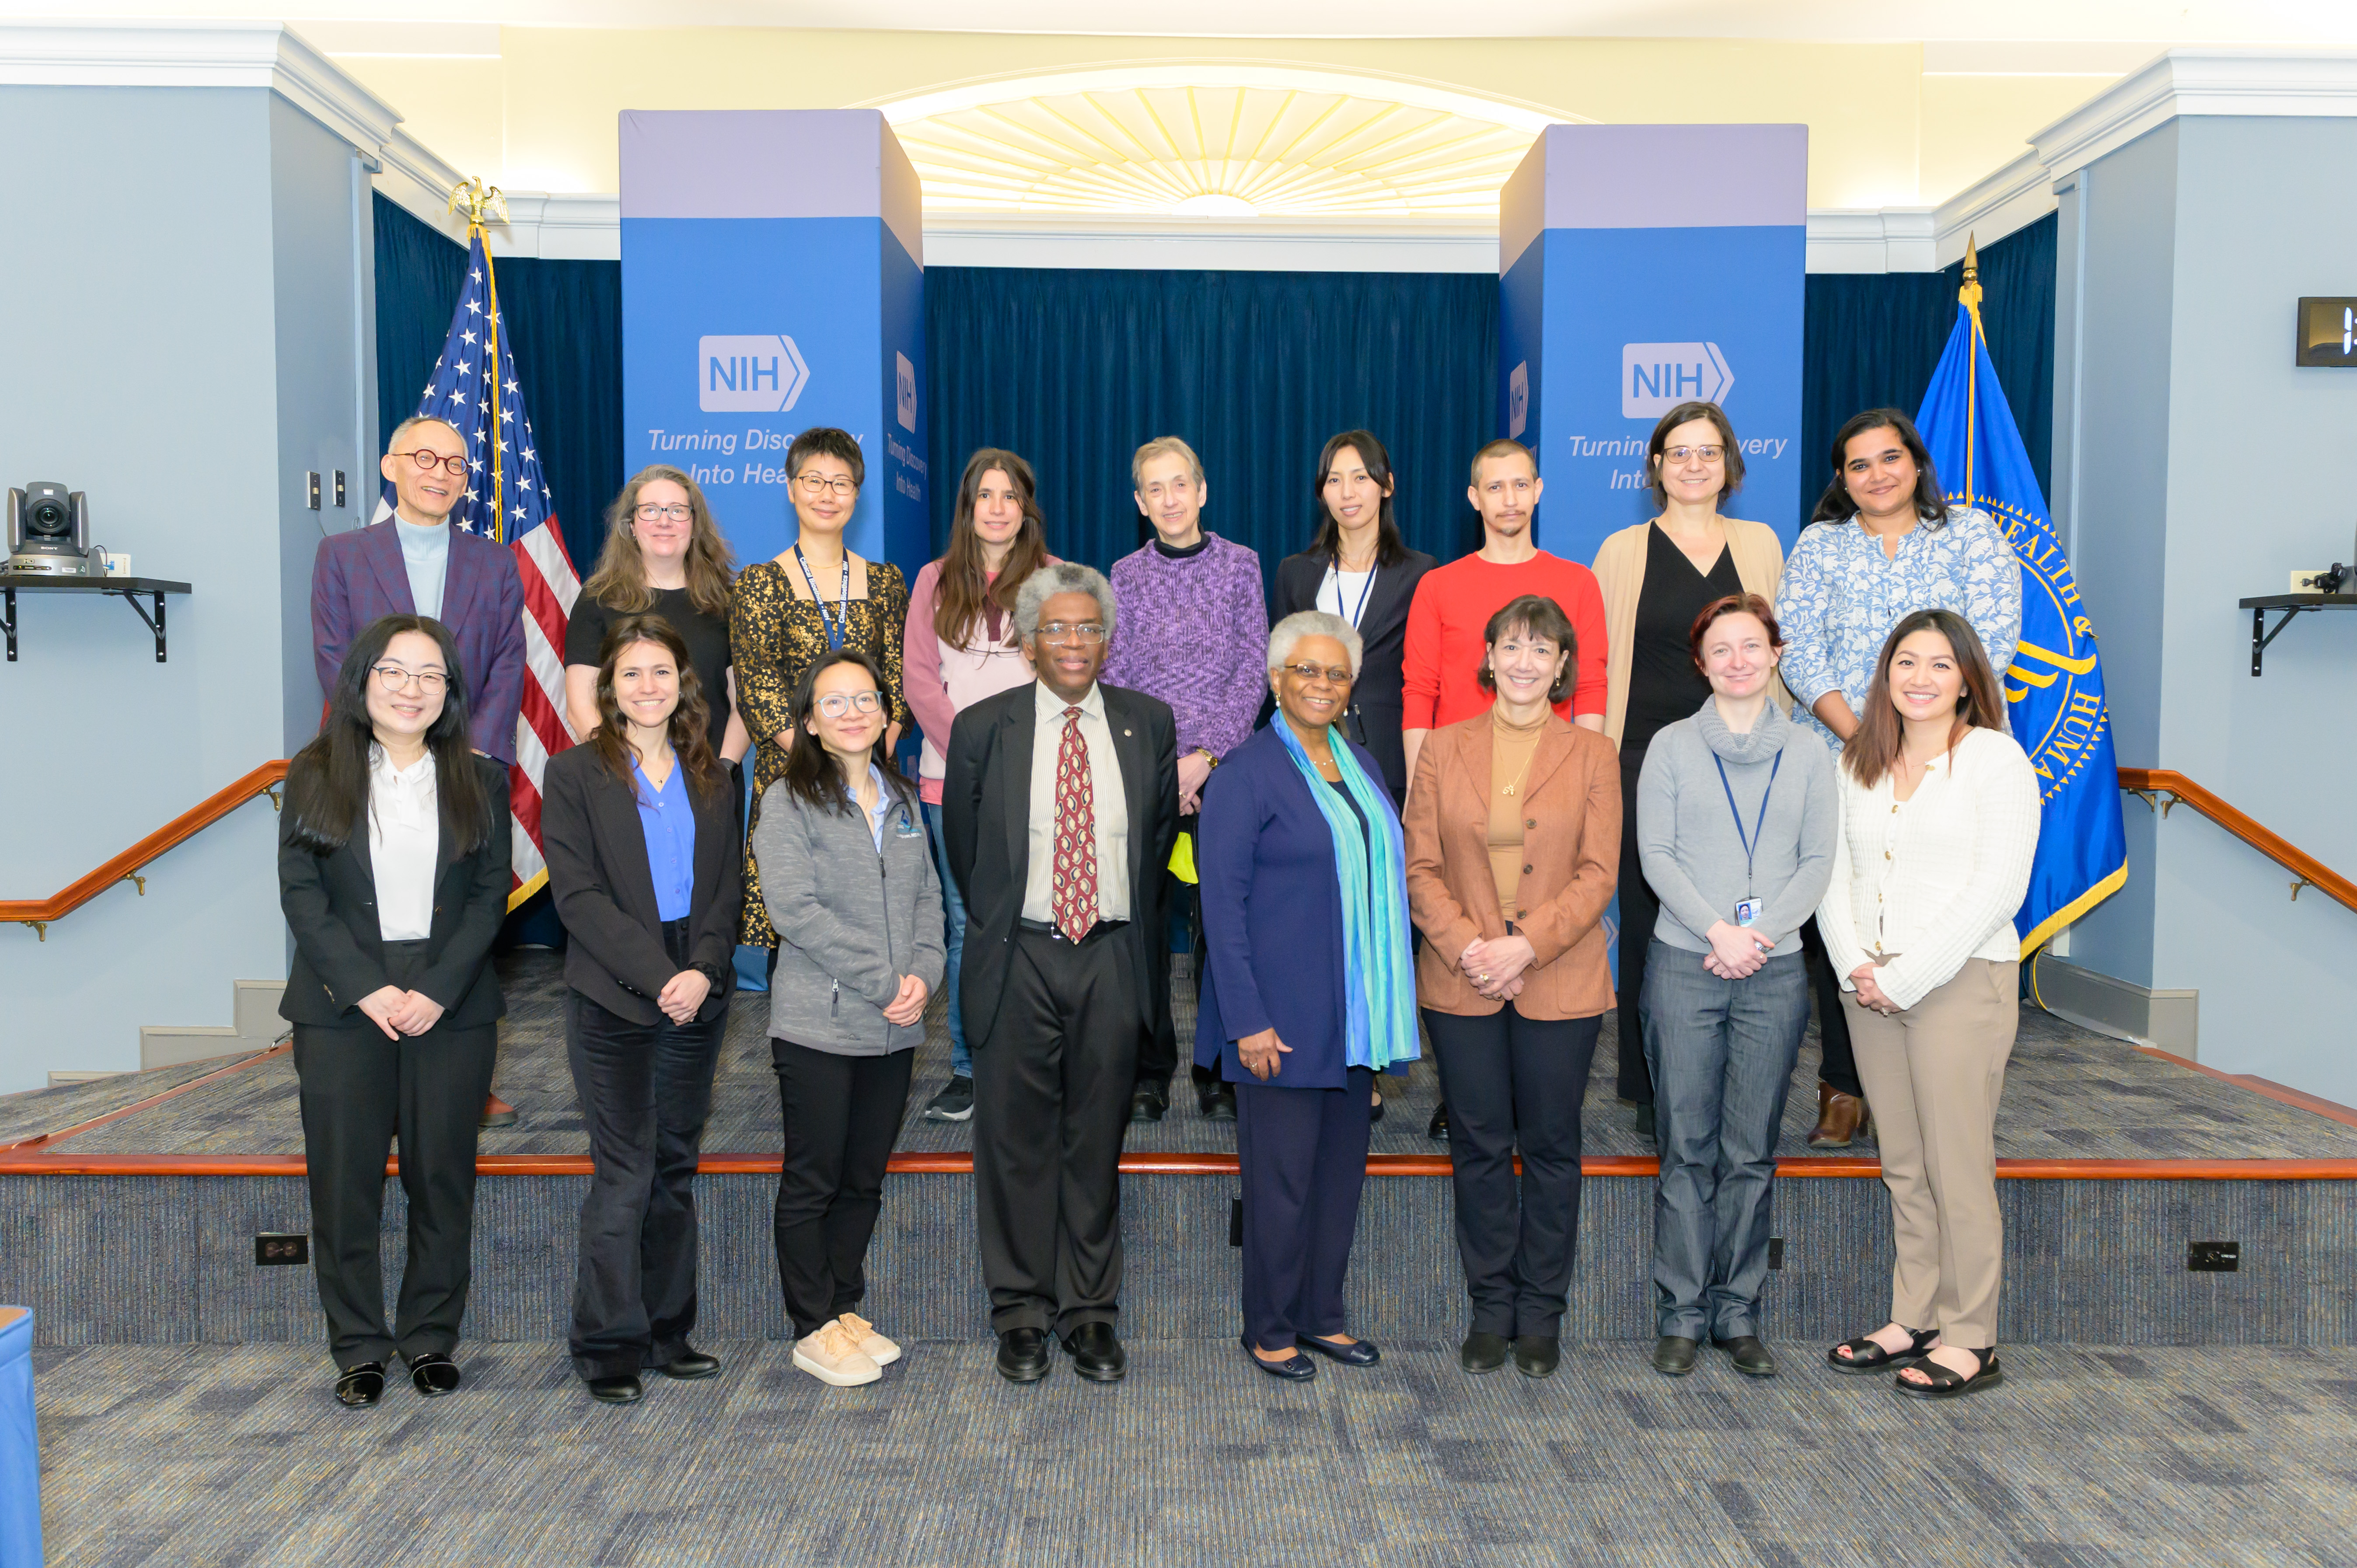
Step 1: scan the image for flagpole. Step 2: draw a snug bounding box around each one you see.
[1960,233,1982,510]
[447,177,511,544]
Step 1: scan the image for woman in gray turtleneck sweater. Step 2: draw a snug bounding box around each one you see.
[1634,593,1836,1383]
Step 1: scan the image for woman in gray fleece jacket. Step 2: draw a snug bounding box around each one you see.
[754,648,946,1388]
[1634,593,1835,1383]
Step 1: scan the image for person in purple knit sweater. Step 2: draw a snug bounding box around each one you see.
[1103,436,1269,1124]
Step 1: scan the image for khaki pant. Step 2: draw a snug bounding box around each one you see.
[1845,958,2018,1348]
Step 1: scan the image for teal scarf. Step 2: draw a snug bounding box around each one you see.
[1272,721,1420,1072]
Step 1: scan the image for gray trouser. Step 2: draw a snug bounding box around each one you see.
[1641,941,1808,1341]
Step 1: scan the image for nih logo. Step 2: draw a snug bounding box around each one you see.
[699,335,810,413]
[1507,361,1529,439]
[1622,342,1733,419]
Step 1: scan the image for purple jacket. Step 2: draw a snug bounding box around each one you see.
[1101,533,1268,760]
[310,519,527,765]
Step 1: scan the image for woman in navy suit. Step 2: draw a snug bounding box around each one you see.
[1195,610,1421,1380]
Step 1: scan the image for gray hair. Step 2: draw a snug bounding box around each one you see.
[388,413,464,454]
[1014,561,1117,643]
[1268,610,1362,678]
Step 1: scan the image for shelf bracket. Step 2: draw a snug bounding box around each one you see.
[112,589,167,662]
[2,587,14,662]
[2252,604,2312,676]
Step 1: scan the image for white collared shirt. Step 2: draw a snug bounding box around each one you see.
[1022,681,1131,925]
[368,745,440,941]
[396,517,451,621]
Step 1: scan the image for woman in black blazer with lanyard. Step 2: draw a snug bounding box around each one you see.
[279,613,510,1409]
[1271,431,1437,806]
[541,613,744,1406]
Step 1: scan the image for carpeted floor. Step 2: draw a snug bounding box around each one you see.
[31,1337,2357,1567]
[13,948,2357,1161]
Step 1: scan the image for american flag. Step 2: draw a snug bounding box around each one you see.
[377,226,581,910]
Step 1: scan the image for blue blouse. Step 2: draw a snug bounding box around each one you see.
[632,758,697,921]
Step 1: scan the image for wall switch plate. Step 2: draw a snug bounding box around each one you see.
[255,1233,310,1266]
[1767,1237,1784,1271]
[306,471,321,511]
[2292,569,2334,592]
[333,470,347,508]
[2188,1240,2239,1272]
[101,552,130,578]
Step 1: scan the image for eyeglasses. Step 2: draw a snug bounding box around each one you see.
[1662,444,1725,464]
[373,664,448,693]
[396,449,469,478]
[1035,622,1107,645]
[815,690,883,718]
[796,474,858,498]
[1279,662,1353,684]
[633,502,692,523]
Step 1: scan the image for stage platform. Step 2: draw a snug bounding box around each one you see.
[4,951,2354,1350]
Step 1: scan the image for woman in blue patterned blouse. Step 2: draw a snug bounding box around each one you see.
[1774,408,2022,1149]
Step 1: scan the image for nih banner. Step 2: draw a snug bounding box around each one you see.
[1498,125,1807,563]
[620,110,928,576]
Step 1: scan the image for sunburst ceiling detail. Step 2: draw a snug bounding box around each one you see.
[891,84,1544,220]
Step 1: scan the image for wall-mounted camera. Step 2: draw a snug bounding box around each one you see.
[6,483,107,576]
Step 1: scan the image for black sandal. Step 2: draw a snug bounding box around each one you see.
[1895,1347,2003,1400]
[1826,1325,1937,1375]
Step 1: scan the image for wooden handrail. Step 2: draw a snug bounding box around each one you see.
[2119,767,2357,915]
[1,759,288,938]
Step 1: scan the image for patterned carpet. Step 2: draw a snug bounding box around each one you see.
[31,1337,2357,1567]
[11,948,2357,1161]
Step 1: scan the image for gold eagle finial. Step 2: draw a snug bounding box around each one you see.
[447,177,510,229]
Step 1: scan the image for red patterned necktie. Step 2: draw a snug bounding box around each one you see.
[1051,705,1099,942]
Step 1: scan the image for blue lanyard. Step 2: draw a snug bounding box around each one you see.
[1331,561,1376,629]
[794,544,851,652]
[1713,750,1782,896]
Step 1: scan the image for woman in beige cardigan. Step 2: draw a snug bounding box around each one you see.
[1590,401,1784,1146]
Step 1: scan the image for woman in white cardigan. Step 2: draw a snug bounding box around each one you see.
[1816,608,2038,1400]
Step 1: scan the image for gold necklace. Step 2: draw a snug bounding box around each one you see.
[1493,713,1546,798]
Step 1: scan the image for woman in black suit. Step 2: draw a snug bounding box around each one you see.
[1271,430,1437,806]
[542,614,745,1405]
[279,613,510,1409]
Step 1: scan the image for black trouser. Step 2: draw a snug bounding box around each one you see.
[1614,745,1661,1105]
[771,1039,915,1340]
[1799,916,1863,1098]
[1236,1067,1372,1352]
[1424,1005,1601,1339]
[292,940,498,1370]
[566,930,725,1380]
[1137,816,1210,1093]
[974,921,1139,1336]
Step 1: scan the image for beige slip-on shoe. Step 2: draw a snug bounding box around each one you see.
[838,1311,901,1366]
[793,1321,881,1387]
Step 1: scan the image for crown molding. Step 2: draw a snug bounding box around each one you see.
[1931,150,2056,267]
[2032,47,2357,179]
[1804,209,1936,274]
[0,20,401,158]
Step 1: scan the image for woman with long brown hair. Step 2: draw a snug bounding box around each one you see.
[1817,609,2038,1401]
[541,614,744,1405]
[565,465,746,764]
[902,448,1052,1122]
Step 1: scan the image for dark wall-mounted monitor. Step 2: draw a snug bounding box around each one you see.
[2296,297,2357,366]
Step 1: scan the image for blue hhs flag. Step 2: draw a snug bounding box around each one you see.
[1914,252,2127,953]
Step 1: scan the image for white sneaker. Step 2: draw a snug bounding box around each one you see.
[838,1311,901,1366]
[793,1321,881,1387]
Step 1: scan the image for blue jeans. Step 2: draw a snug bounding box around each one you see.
[1640,940,1808,1341]
[922,801,971,1077]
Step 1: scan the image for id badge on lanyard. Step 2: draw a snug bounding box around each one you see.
[1715,751,1782,931]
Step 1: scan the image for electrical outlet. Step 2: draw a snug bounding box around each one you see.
[2187,1240,2239,1272]
[334,470,347,508]
[1767,1237,1784,1271]
[306,471,321,511]
[255,1232,310,1266]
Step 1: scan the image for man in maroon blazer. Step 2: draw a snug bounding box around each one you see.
[311,414,527,1127]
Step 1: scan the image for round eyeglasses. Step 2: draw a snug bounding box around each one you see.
[372,664,449,694]
[816,690,883,719]
[396,449,469,478]
[796,474,858,498]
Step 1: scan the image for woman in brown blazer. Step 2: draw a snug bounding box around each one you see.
[1404,592,1619,1381]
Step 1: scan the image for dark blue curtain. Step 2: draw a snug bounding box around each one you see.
[1802,213,2057,512]
[924,267,1501,587]
[372,192,620,573]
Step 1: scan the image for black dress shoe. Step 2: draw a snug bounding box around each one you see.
[1063,1321,1127,1383]
[1652,1335,1699,1376]
[1198,1082,1237,1122]
[1298,1334,1380,1367]
[1129,1084,1168,1123]
[1459,1331,1509,1374]
[1714,1335,1778,1377]
[996,1328,1051,1383]
[1242,1335,1316,1380]
[1369,1092,1386,1125]
[333,1362,384,1408]
[659,1347,721,1380]
[1512,1336,1561,1378]
[405,1351,461,1397]
[1428,1103,1450,1142]
[1633,1103,1657,1144]
[587,1373,643,1404]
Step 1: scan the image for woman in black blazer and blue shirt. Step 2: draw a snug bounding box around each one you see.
[542,613,744,1405]
[279,614,510,1409]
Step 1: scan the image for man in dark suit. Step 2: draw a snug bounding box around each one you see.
[314,415,529,1126]
[943,561,1179,1385]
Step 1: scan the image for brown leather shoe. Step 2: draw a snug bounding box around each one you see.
[1807,1083,1868,1148]
[480,1093,517,1129]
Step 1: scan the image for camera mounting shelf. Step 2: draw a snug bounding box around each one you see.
[2239,592,2357,676]
[0,574,192,663]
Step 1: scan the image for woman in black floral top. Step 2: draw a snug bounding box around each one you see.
[731,427,911,948]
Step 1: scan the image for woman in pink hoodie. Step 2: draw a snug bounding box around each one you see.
[903,449,1055,1123]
